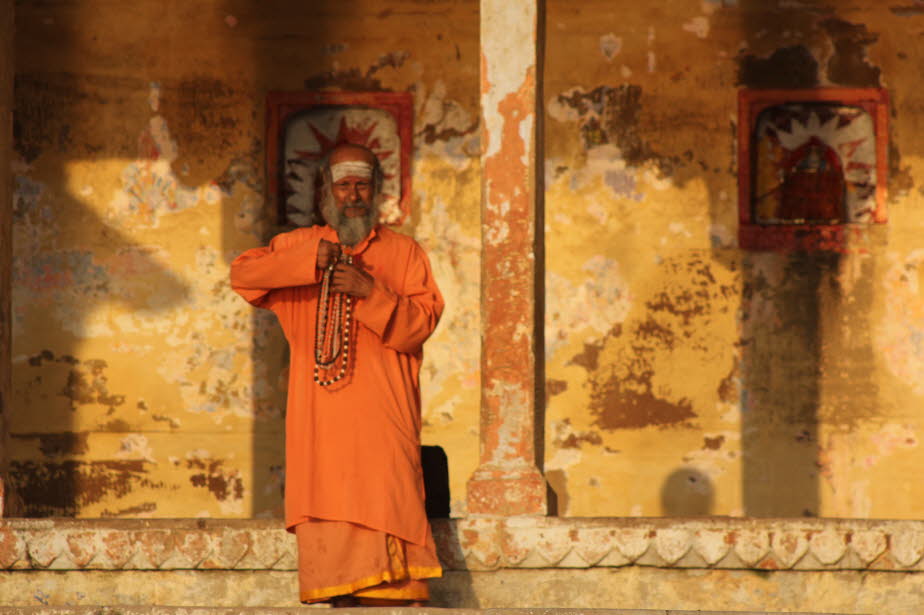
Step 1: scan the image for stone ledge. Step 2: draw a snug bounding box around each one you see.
[1,516,923,573]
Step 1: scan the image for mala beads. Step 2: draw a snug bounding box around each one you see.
[314,252,354,387]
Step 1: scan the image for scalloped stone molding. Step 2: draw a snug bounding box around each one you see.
[1,517,923,573]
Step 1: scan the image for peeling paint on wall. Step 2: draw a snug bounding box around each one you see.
[11,0,481,519]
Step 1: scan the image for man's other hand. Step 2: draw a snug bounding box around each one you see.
[331,263,374,298]
[317,239,341,270]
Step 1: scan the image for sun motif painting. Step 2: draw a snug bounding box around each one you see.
[738,89,889,250]
[266,92,413,227]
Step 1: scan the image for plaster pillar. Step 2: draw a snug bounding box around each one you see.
[0,0,13,516]
[467,0,547,516]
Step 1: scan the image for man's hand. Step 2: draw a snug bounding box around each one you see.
[331,263,375,298]
[317,239,341,270]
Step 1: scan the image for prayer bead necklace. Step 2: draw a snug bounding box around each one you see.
[314,253,354,387]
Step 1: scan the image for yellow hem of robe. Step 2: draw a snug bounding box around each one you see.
[299,566,443,603]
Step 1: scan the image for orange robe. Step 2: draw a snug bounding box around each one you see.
[230,224,444,600]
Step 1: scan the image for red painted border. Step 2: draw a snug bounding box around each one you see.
[737,88,889,251]
[265,91,414,226]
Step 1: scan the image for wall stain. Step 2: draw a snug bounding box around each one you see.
[10,432,90,457]
[569,340,605,371]
[554,85,679,175]
[304,51,410,91]
[587,256,733,431]
[703,435,726,450]
[546,379,568,398]
[61,359,126,412]
[186,458,245,502]
[25,350,127,413]
[418,118,479,145]
[100,502,157,517]
[890,4,924,16]
[717,361,740,404]
[8,460,163,516]
[215,138,263,195]
[820,18,881,87]
[14,73,141,162]
[101,419,132,432]
[636,317,676,351]
[591,377,696,431]
[553,418,603,449]
[737,46,819,89]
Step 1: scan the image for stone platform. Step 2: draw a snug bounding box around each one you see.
[0,517,919,613]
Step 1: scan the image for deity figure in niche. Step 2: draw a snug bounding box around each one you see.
[752,103,876,224]
[779,137,846,222]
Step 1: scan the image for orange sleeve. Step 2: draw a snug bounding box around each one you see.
[229,230,321,309]
[353,242,444,355]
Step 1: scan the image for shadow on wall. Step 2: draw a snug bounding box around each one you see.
[661,467,714,516]
[10,75,191,514]
[732,0,884,516]
[8,3,201,516]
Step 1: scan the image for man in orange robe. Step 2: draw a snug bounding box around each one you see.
[230,143,444,606]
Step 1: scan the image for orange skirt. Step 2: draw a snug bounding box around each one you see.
[295,518,443,604]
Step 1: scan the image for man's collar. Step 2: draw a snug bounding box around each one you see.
[321,224,379,256]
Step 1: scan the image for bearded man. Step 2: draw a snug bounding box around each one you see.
[230,143,444,606]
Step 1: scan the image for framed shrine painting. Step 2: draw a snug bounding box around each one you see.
[738,88,889,250]
[266,91,414,227]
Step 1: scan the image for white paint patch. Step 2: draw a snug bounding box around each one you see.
[709,223,735,249]
[115,434,157,464]
[647,27,656,73]
[669,222,692,237]
[586,201,609,225]
[683,16,710,38]
[518,116,532,167]
[621,65,633,79]
[148,82,161,113]
[486,220,510,245]
[546,256,632,356]
[564,144,643,201]
[876,250,924,395]
[599,33,622,61]
[414,192,481,415]
[482,0,536,161]
[149,116,178,162]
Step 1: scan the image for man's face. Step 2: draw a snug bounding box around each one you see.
[331,176,374,218]
[320,147,380,246]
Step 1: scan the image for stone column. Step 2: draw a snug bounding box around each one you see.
[467,0,547,516]
[0,0,13,516]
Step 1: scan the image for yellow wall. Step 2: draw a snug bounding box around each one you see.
[544,0,924,518]
[11,0,924,522]
[10,0,481,517]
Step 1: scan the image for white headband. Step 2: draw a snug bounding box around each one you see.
[330,160,373,182]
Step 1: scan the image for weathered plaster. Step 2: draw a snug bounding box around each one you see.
[2,518,924,612]
[10,0,481,518]
[468,0,545,516]
[543,0,924,519]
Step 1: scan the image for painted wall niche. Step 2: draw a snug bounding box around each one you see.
[266,91,413,227]
[738,88,889,251]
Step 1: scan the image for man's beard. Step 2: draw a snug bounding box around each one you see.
[319,190,379,247]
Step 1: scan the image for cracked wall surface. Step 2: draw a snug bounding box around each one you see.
[11,0,924,523]
[10,0,480,518]
[544,0,924,518]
